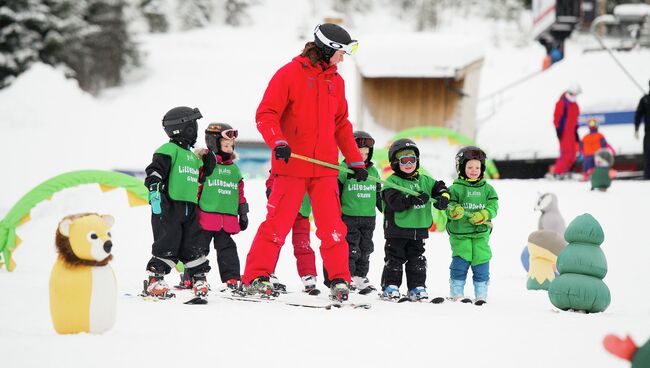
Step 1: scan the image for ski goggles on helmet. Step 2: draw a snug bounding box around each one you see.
[220,129,238,139]
[461,149,486,161]
[398,155,418,166]
[314,25,359,55]
[355,137,375,148]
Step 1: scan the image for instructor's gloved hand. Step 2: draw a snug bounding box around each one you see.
[448,205,465,220]
[148,182,162,215]
[274,145,291,163]
[635,130,640,140]
[468,209,490,225]
[239,214,249,231]
[348,167,369,181]
[433,194,450,210]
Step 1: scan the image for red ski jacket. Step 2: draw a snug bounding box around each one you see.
[256,55,363,177]
[553,94,580,143]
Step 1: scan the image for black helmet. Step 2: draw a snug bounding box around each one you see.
[205,122,237,151]
[353,130,375,164]
[162,106,202,146]
[388,138,420,173]
[455,146,487,180]
[314,23,357,61]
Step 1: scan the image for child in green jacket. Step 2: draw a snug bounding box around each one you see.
[446,146,498,305]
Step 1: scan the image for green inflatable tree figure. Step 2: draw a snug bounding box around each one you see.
[548,213,611,313]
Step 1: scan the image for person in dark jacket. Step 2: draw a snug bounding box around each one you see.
[634,80,650,179]
[143,106,210,299]
[380,139,449,302]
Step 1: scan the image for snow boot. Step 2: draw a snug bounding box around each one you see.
[269,273,287,293]
[352,276,377,295]
[144,272,173,298]
[330,278,349,302]
[408,286,429,302]
[448,279,470,302]
[192,274,210,297]
[473,280,488,305]
[381,285,401,301]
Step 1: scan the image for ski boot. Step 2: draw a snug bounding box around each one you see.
[269,273,287,294]
[380,285,401,301]
[352,276,377,295]
[175,270,192,290]
[330,278,349,302]
[192,274,210,297]
[301,274,320,296]
[243,276,276,297]
[143,272,175,299]
[225,278,240,291]
[408,286,429,302]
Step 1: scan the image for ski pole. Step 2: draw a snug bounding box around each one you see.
[290,153,421,196]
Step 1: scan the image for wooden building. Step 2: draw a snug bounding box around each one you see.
[354,34,484,138]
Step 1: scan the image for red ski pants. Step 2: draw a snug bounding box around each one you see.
[242,175,350,284]
[270,213,316,277]
[553,139,578,174]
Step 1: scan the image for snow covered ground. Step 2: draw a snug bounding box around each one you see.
[1,178,649,368]
[2,1,650,367]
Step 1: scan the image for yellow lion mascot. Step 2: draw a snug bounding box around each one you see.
[49,213,116,334]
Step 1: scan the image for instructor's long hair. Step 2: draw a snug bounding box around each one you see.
[301,42,326,66]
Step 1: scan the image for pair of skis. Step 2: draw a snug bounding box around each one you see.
[218,292,371,309]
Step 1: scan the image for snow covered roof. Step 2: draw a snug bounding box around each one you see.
[354,34,484,79]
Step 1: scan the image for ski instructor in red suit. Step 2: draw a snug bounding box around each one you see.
[241,23,367,302]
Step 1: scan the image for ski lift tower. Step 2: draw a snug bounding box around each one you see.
[532,0,581,54]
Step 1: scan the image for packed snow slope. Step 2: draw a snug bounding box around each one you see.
[1,178,649,368]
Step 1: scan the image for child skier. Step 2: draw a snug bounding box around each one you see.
[143,106,210,299]
[195,122,249,292]
[580,119,613,179]
[337,130,382,294]
[381,139,450,302]
[266,172,320,295]
[446,146,498,305]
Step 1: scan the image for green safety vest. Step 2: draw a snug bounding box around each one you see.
[383,174,435,228]
[155,142,201,203]
[199,163,242,215]
[338,163,379,217]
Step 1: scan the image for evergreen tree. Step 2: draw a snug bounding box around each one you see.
[0,0,49,87]
[224,0,250,27]
[177,0,214,30]
[140,0,168,33]
[60,0,140,93]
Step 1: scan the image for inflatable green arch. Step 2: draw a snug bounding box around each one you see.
[0,170,148,272]
[372,126,499,179]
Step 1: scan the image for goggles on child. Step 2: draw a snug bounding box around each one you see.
[398,155,417,166]
[314,25,359,55]
[355,137,375,148]
[220,129,238,139]
[461,149,486,161]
